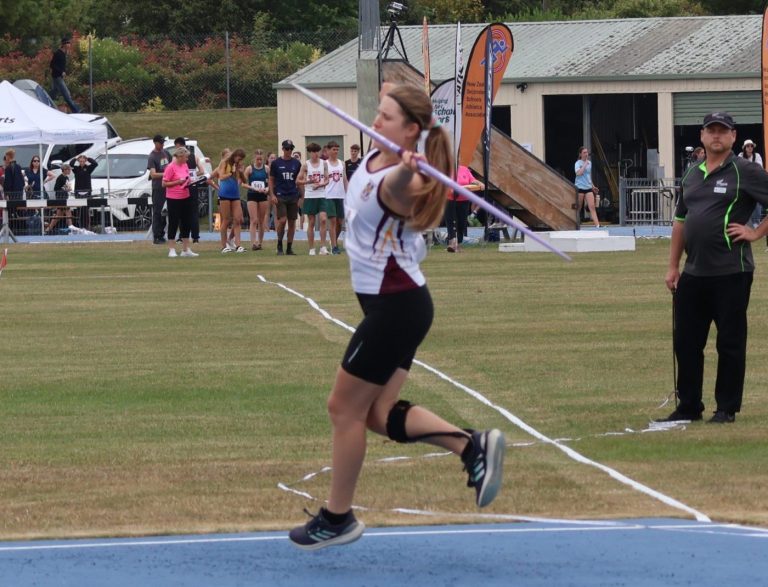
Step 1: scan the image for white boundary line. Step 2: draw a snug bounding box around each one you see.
[257,275,711,523]
[3,522,766,553]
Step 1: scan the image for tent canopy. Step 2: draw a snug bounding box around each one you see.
[12,79,56,109]
[0,80,107,146]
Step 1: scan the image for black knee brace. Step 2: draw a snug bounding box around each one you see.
[386,400,416,443]
[386,400,471,444]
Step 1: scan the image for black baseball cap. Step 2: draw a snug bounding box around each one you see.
[153,134,164,143]
[61,37,71,45]
[703,112,735,130]
[281,139,295,150]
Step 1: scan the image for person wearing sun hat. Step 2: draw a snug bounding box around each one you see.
[738,139,763,167]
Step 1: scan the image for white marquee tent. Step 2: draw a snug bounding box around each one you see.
[0,80,107,145]
[1,80,109,240]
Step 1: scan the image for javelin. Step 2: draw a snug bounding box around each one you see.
[291,82,571,261]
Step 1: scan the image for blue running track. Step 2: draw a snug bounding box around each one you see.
[1,518,766,587]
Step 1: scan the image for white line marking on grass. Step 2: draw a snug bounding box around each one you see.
[257,275,711,523]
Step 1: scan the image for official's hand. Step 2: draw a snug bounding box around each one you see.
[726,222,757,243]
[665,267,680,293]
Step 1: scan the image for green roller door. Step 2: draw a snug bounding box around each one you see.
[673,91,761,125]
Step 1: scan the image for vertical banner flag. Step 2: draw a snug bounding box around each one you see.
[762,6,768,170]
[459,23,513,167]
[483,26,493,200]
[431,79,456,129]
[422,16,431,95]
[454,22,464,172]
[0,248,7,278]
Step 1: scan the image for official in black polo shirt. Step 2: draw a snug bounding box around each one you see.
[664,111,768,424]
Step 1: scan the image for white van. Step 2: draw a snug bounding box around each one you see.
[89,137,213,229]
[0,113,121,192]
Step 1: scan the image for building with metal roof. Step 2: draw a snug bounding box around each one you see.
[276,15,763,219]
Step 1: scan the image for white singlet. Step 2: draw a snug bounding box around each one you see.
[344,149,427,295]
[325,159,345,200]
[303,159,326,199]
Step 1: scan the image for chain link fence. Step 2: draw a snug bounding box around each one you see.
[0,29,356,113]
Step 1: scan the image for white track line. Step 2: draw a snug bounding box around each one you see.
[4,522,766,553]
[257,275,711,523]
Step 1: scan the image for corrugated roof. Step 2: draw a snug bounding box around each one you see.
[276,15,761,88]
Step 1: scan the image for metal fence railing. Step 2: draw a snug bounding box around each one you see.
[619,177,679,226]
[0,187,217,241]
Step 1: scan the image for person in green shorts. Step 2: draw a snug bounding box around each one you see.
[324,141,348,254]
[297,143,329,255]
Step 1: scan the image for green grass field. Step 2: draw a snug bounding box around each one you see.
[107,108,278,163]
[2,239,767,541]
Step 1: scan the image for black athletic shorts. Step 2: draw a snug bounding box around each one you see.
[341,285,433,385]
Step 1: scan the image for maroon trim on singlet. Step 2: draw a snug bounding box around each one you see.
[379,254,418,294]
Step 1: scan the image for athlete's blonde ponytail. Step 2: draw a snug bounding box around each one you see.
[385,85,454,231]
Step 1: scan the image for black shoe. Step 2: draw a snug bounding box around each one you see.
[707,410,735,424]
[192,238,199,244]
[286,249,296,256]
[153,237,166,245]
[658,409,703,423]
[276,249,284,256]
[289,508,365,551]
[462,429,506,508]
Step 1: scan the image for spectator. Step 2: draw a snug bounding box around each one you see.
[344,144,362,181]
[575,146,601,228]
[162,147,199,258]
[292,151,305,230]
[147,135,171,244]
[245,149,270,251]
[297,142,329,256]
[738,139,763,167]
[26,155,55,199]
[446,165,484,253]
[266,152,277,231]
[68,154,97,228]
[68,154,97,196]
[663,112,768,424]
[215,148,247,253]
[269,140,302,255]
[49,37,80,113]
[739,141,765,227]
[3,150,25,198]
[324,140,347,254]
[47,163,74,233]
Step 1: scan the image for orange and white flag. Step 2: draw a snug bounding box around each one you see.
[0,248,7,278]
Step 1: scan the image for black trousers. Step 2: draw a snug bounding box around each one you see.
[151,187,166,239]
[167,197,193,241]
[445,199,470,242]
[674,271,753,415]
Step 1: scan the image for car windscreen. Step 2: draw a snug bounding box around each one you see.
[0,145,44,168]
[92,154,149,179]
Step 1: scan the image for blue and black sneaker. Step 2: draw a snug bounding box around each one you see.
[462,429,506,508]
[289,508,365,551]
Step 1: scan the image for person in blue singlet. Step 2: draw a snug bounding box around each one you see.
[215,148,247,253]
[245,149,270,250]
